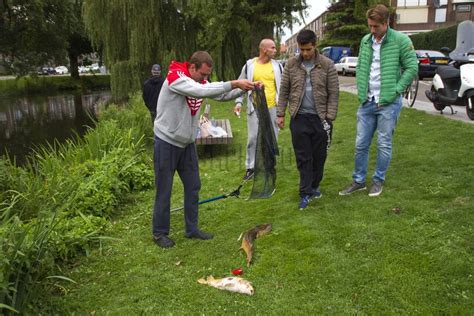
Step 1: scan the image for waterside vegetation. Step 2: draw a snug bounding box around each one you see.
[0,75,110,97]
[0,95,152,314]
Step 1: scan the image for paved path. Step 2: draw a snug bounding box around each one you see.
[338,75,473,124]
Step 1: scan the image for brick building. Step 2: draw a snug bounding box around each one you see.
[393,0,474,34]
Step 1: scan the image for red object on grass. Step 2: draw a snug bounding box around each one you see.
[232,268,243,276]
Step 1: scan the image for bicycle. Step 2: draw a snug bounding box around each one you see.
[404,76,419,107]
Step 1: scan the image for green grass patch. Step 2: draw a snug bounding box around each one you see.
[0,75,110,97]
[33,93,474,313]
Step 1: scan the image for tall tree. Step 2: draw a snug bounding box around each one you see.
[185,0,307,80]
[0,0,93,78]
[0,0,73,75]
[318,0,391,55]
[66,0,93,79]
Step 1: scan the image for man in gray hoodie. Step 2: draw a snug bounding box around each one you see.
[152,51,256,248]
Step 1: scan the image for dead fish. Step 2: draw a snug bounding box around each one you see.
[197,275,254,295]
[238,223,272,267]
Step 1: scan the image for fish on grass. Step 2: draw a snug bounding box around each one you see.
[197,276,254,295]
[238,223,272,267]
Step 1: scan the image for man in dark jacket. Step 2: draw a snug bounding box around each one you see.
[142,64,164,122]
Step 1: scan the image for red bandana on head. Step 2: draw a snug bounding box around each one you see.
[167,61,208,116]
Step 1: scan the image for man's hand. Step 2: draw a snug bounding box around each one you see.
[234,103,242,118]
[254,81,264,89]
[231,79,255,91]
[276,116,285,129]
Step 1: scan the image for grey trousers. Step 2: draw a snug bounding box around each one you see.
[245,107,279,169]
[152,136,201,236]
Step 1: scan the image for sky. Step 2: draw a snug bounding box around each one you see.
[281,0,331,42]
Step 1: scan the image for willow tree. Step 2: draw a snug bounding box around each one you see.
[82,0,306,99]
[185,0,307,80]
[83,0,199,100]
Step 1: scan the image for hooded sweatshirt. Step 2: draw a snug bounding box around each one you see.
[154,61,245,148]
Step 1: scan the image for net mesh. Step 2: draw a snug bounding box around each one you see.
[248,87,279,199]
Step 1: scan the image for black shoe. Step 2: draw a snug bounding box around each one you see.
[153,234,175,248]
[243,169,254,181]
[185,230,214,240]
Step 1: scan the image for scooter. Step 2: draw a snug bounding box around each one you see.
[425,20,474,120]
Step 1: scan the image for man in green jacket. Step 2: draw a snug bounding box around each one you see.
[339,4,417,197]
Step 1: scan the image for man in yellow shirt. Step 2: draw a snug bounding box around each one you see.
[235,39,283,180]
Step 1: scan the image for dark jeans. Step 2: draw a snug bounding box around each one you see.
[290,114,332,197]
[152,136,201,236]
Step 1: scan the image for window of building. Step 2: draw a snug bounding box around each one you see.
[435,8,447,22]
[440,0,448,5]
[397,0,427,6]
[456,4,471,11]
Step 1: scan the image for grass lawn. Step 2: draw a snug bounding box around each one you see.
[55,92,473,314]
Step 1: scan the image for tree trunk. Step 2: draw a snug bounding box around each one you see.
[69,51,79,79]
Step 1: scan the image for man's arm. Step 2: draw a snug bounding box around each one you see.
[234,63,248,114]
[325,63,339,121]
[212,79,255,101]
[276,62,291,128]
[396,36,418,94]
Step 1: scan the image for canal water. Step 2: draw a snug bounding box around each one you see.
[0,91,111,165]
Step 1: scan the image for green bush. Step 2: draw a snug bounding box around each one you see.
[48,214,109,261]
[410,24,457,52]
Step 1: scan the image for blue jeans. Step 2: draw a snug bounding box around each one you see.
[352,96,402,184]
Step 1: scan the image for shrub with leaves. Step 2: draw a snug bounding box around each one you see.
[0,194,58,314]
[48,213,109,261]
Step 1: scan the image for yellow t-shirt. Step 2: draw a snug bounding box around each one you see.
[253,59,277,108]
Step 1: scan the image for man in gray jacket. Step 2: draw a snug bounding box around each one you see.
[234,39,283,180]
[153,51,255,248]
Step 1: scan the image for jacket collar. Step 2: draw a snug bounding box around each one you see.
[363,27,394,45]
[297,50,321,66]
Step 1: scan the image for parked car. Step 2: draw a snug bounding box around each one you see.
[335,57,358,76]
[90,63,100,73]
[321,46,351,63]
[54,66,69,75]
[37,67,56,75]
[416,50,450,80]
[78,66,88,74]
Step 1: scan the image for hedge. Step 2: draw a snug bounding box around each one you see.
[410,24,457,52]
